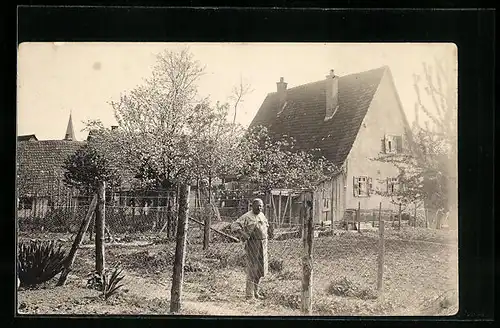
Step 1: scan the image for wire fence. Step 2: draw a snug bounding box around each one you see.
[17,183,456,315]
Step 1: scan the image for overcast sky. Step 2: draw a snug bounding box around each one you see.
[17,42,456,141]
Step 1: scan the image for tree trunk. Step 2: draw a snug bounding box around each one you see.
[95,181,106,275]
[301,192,313,314]
[166,191,172,238]
[203,177,211,250]
[170,184,190,313]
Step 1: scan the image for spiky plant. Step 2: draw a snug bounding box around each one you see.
[102,267,125,300]
[17,240,67,287]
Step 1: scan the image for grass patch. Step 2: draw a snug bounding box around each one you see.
[327,277,378,300]
[269,259,284,273]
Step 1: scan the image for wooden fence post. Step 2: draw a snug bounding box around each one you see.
[398,203,402,230]
[203,180,211,250]
[377,220,385,295]
[345,211,349,231]
[414,203,417,227]
[278,191,282,227]
[357,201,361,233]
[57,195,98,286]
[170,184,190,313]
[378,202,382,228]
[301,192,313,315]
[95,181,106,275]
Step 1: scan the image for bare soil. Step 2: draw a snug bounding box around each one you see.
[17,226,458,316]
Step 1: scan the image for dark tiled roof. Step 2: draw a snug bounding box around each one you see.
[17,134,38,141]
[17,139,137,195]
[250,66,388,167]
[17,140,86,195]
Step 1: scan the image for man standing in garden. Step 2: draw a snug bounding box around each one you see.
[230,198,269,300]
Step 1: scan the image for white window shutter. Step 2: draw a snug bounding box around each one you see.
[381,136,386,153]
[396,135,403,153]
[368,177,373,196]
[353,177,359,197]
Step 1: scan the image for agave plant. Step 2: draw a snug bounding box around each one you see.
[102,267,125,300]
[17,240,67,287]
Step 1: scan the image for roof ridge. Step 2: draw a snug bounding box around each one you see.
[268,66,388,95]
[250,65,389,166]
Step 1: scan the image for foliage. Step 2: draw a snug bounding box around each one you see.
[188,101,247,187]
[102,267,126,300]
[18,240,67,287]
[372,57,457,221]
[327,276,378,300]
[87,267,126,300]
[84,48,246,193]
[63,143,122,194]
[237,125,340,192]
[269,258,284,272]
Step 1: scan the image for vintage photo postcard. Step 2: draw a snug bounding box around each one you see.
[16,42,458,316]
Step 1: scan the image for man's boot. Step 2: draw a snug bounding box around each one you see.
[254,279,264,299]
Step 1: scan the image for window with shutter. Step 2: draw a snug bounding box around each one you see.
[395,136,403,153]
[353,176,370,197]
[384,135,390,153]
[322,198,330,211]
[353,177,359,196]
[387,177,399,194]
[384,135,403,154]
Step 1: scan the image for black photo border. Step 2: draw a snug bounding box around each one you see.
[3,4,495,328]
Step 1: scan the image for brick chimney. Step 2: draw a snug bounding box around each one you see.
[276,77,287,107]
[325,69,339,121]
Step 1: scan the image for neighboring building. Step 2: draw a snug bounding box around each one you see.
[250,66,414,225]
[16,115,195,222]
[17,134,38,142]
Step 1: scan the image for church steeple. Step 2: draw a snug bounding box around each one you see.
[64,112,76,141]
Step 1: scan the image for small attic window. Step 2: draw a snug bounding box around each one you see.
[277,101,288,117]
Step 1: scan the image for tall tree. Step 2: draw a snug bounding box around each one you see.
[63,143,122,195]
[85,48,206,189]
[238,125,339,193]
[228,76,253,124]
[373,56,457,228]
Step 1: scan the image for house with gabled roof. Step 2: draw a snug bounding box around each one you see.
[16,115,136,218]
[250,66,414,225]
[16,113,85,219]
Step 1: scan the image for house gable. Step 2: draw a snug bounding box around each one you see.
[345,67,413,210]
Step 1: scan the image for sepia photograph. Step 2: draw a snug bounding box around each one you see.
[16,42,458,316]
